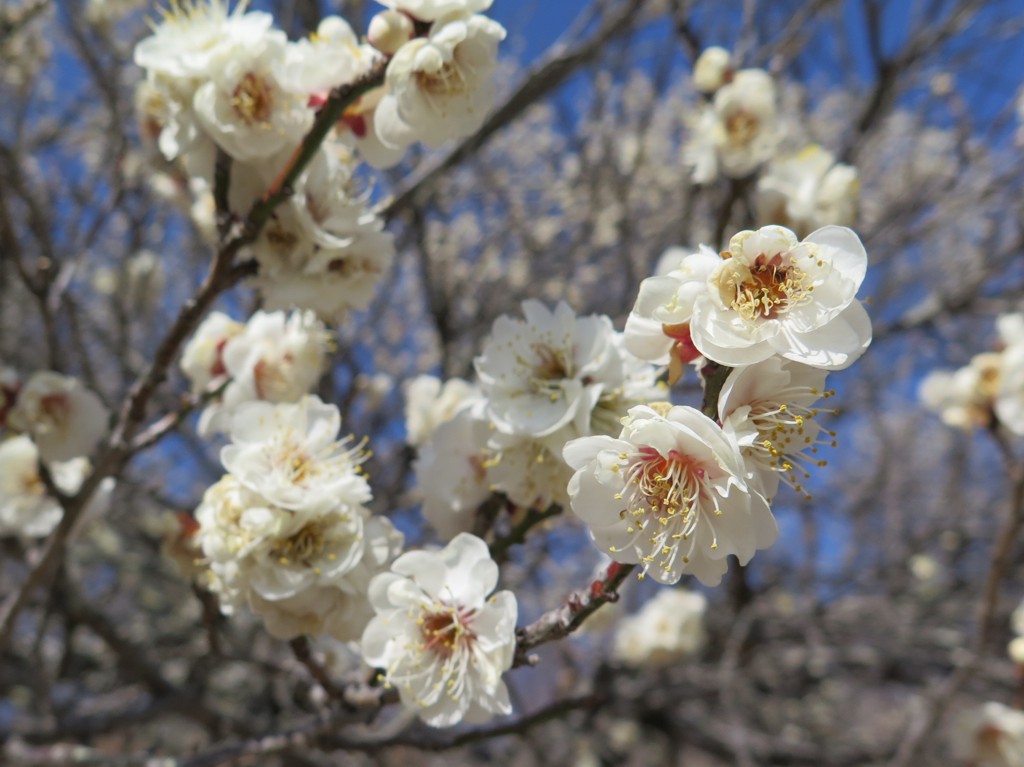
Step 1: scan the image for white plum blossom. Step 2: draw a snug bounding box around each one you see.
[692,46,732,94]
[375,12,506,149]
[0,436,113,539]
[563,404,777,586]
[920,352,1003,431]
[7,372,108,462]
[475,300,661,448]
[624,245,721,383]
[275,16,375,96]
[244,148,396,322]
[191,27,314,162]
[756,145,860,237]
[181,311,245,394]
[134,1,274,84]
[954,702,1024,767]
[375,0,493,22]
[361,533,516,727]
[483,431,572,512]
[333,89,407,168]
[132,1,279,163]
[717,357,835,499]
[404,374,480,447]
[612,588,707,667]
[220,396,369,515]
[203,310,330,434]
[690,225,872,370]
[414,406,492,540]
[0,436,86,537]
[685,68,781,183]
[920,313,1024,435]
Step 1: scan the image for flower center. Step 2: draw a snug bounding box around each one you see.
[420,606,475,659]
[253,354,298,401]
[415,61,466,97]
[271,521,327,565]
[724,109,759,146]
[38,392,71,432]
[531,343,572,381]
[748,388,838,498]
[271,434,317,485]
[724,252,810,321]
[612,445,717,578]
[232,72,274,125]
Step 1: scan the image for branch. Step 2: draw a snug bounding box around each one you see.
[699,360,732,421]
[323,693,601,751]
[513,560,635,667]
[489,503,562,563]
[290,636,343,699]
[887,434,1024,767]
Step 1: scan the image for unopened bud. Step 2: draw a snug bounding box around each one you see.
[1009,637,1024,666]
[693,46,732,94]
[368,10,415,56]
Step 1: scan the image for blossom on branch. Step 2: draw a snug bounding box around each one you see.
[755,144,860,237]
[475,300,661,448]
[623,245,721,383]
[404,374,480,448]
[563,404,777,586]
[684,68,781,183]
[7,371,108,462]
[375,11,506,149]
[361,533,516,727]
[690,225,872,370]
[920,313,1024,436]
[0,436,85,538]
[717,357,835,499]
[242,149,396,322]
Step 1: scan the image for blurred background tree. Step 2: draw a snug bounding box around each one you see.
[2,0,1024,764]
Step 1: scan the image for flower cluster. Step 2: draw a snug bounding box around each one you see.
[132,0,505,322]
[181,309,331,435]
[685,51,781,183]
[566,224,869,585]
[408,300,663,538]
[683,46,862,243]
[194,396,402,640]
[920,313,1024,435]
[0,369,113,539]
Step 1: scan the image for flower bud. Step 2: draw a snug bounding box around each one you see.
[693,46,732,94]
[1009,636,1024,666]
[367,10,415,56]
